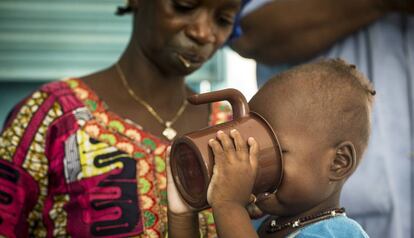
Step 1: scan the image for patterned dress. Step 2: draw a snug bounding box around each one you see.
[0,78,232,238]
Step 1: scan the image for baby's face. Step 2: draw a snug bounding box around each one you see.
[249,82,337,217]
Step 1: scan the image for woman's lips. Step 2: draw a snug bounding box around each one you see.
[176,52,206,68]
[177,54,192,68]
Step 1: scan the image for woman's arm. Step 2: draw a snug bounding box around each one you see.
[167,212,200,238]
[231,0,389,64]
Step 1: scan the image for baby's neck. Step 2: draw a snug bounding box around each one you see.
[260,206,345,238]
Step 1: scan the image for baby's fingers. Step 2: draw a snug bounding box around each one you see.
[230,129,249,161]
[209,138,225,167]
[209,138,224,157]
[248,137,259,172]
[216,130,236,153]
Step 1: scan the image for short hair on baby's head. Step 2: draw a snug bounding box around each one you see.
[262,58,375,161]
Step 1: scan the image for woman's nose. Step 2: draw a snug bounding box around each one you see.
[185,12,216,45]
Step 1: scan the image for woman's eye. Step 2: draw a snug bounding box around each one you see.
[217,15,234,27]
[172,0,195,12]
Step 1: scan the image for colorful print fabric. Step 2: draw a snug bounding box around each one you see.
[0,79,232,238]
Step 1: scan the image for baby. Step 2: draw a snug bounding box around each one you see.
[167,58,374,238]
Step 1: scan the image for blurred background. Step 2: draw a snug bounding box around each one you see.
[0,0,257,127]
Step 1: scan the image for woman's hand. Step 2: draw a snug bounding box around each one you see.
[207,129,259,208]
[166,147,195,215]
[167,147,201,238]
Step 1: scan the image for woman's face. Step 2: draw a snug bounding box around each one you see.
[133,0,241,76]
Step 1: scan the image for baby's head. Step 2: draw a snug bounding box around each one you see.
[249,59,375,217]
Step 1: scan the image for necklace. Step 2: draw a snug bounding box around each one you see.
[115,63,188,141]
[266,207,346,233]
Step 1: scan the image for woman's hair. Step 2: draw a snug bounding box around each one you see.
[116,1,133,16]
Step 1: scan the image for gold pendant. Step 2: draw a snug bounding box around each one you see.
[163,122,177,141]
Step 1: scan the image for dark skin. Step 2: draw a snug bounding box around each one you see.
[231,0,414,65]
[81,0,241,139]
[167,80,358,238]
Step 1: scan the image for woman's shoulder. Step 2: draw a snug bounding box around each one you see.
[2,78,84,129]
[19,78,80,102]
[0,78,88,163]
[35,78,83,108]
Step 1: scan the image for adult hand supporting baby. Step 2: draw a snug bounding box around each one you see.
[166,148,199,238]
[207,129,260,238]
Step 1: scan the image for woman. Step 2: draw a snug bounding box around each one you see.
[0,0,244,237]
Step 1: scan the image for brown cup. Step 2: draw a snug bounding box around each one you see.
[170,89,283,210]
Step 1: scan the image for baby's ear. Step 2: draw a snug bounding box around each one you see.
[329,141,357,181]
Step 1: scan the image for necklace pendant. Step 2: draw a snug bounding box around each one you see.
[163,124,177,141]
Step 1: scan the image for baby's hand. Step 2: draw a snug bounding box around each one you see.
[207,129,259,208]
